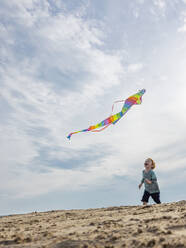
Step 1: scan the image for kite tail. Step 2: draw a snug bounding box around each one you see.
[67,89,146,140]
[67,133,72,140]
[67,112,122,140]
[67,129,89,140]
[91,123,111,132]
[67,104,129,139]
[67,116,115,140]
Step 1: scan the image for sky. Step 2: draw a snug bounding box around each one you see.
[0,0,186,215]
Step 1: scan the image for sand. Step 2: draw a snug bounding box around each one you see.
[1,201,186,248]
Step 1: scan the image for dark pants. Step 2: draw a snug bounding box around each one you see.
[142,190,161,204]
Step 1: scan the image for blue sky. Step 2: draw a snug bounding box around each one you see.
[0,0,186,215]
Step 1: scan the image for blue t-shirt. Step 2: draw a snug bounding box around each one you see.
[141,169,160,193]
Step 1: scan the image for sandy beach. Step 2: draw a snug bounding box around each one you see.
[1,201,186,248]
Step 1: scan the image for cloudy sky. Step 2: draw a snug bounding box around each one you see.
[0,0,186,215]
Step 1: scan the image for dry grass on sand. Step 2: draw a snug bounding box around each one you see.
[1,201,186,247]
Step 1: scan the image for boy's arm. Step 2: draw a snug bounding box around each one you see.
[141,170,145,183]
[145,171,157,184]
[139,171,144,189]
[145,179,152,184]
[151,171,157,181]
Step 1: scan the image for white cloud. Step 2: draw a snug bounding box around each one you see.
[178,15,186,32]
[137,0,145,4]
[153,0,166,9]
[127,63,144,73]
[0,0,127,198]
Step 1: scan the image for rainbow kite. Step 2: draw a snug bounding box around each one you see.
[67,89,146,139]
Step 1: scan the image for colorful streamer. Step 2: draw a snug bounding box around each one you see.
[67,89,146,139]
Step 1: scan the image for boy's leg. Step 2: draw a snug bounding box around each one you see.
[151,192,161,204]
[141,190,150,205]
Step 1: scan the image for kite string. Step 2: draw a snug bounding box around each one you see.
[91,99,125,133]
[111,99,125,115]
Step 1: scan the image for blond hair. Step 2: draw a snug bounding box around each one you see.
[147,158,156,169]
